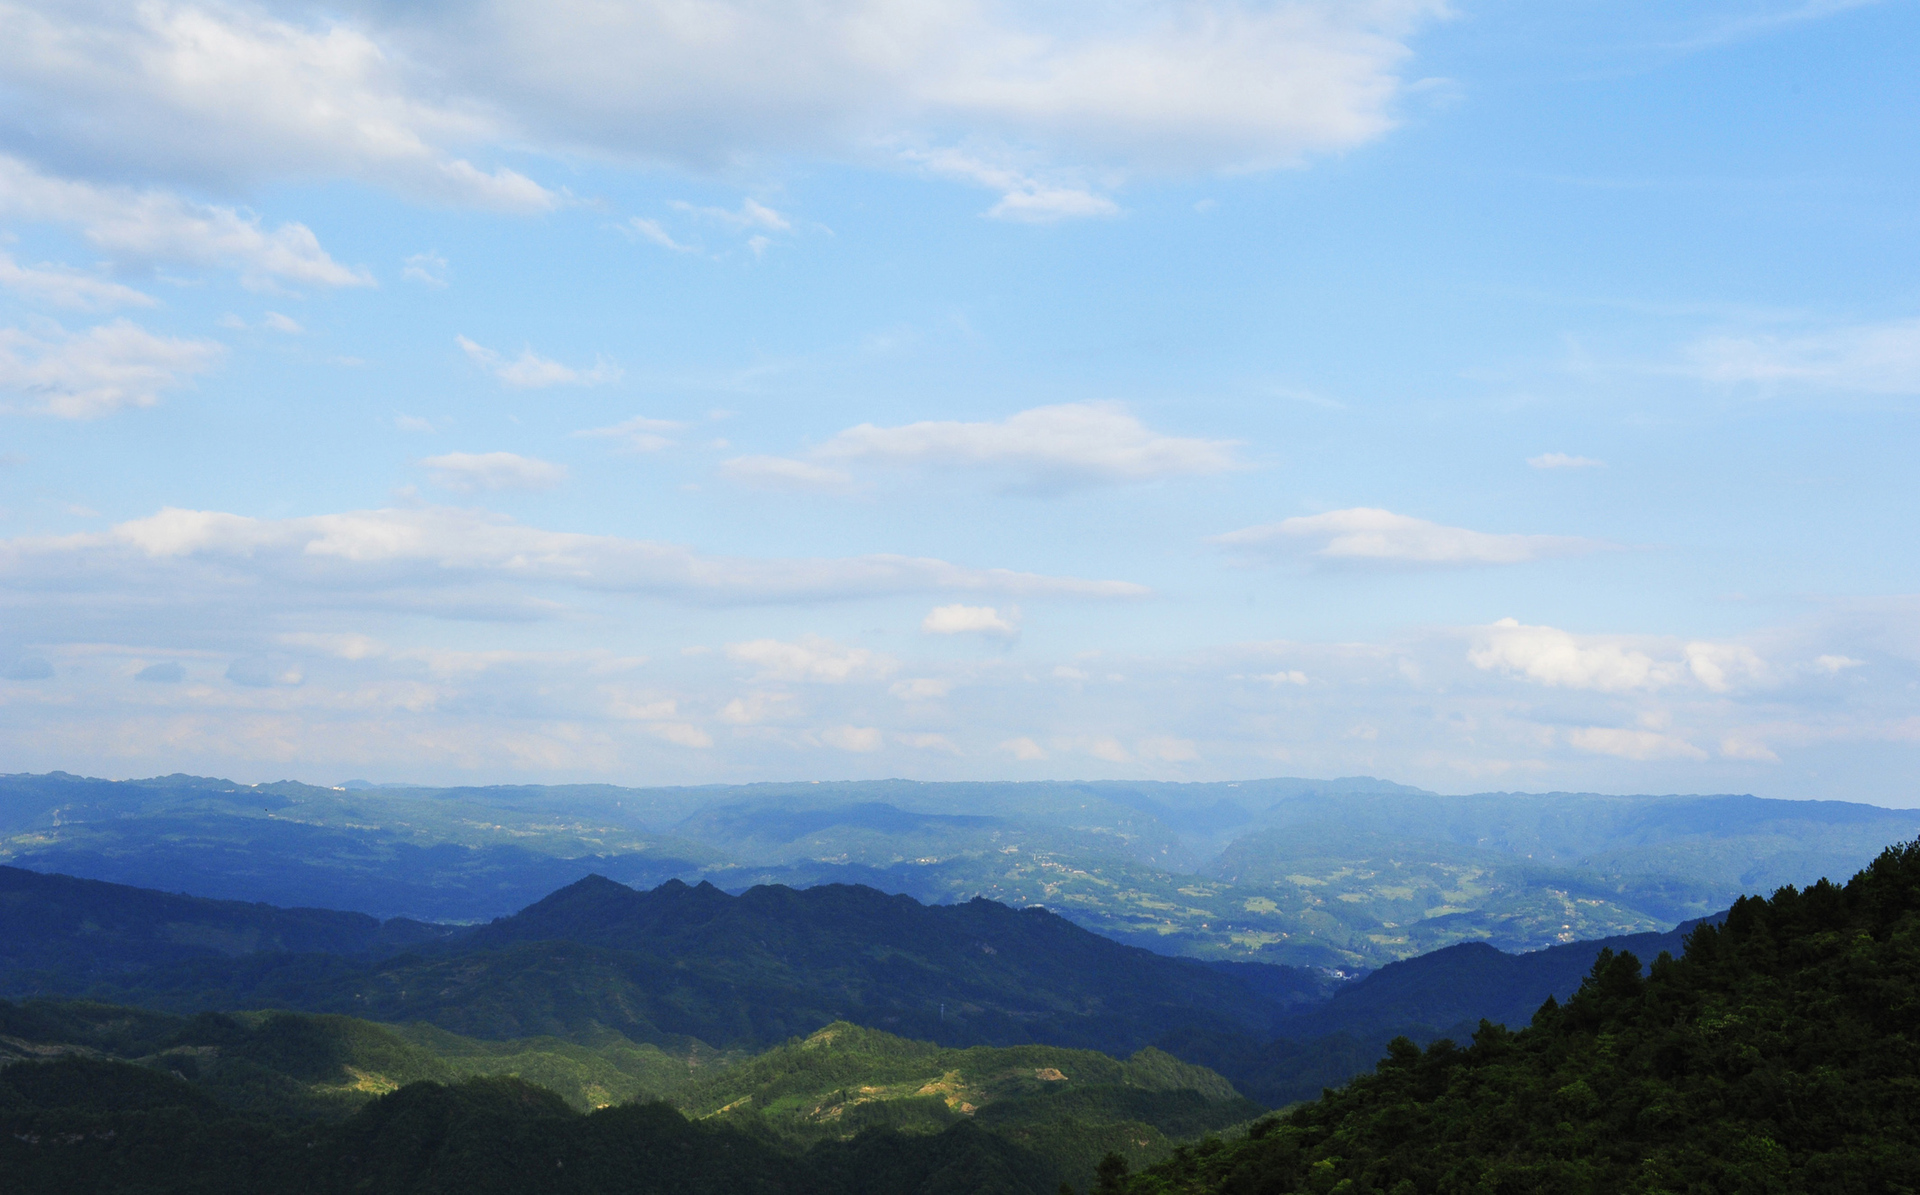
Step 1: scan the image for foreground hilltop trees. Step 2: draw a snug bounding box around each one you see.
[1120,839,1920,1194]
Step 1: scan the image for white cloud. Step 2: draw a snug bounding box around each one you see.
[907,148,1119,222]
[1137,735,1198,761]
[1215,508,1605,566]
[649,721,713,748]
[1815,654,1865,673]
[718,455,856,493]
[1470,619,1770,695]
[999,736,1047,761]
[1683,641,1768,693]
[576,415,685,453]
[719,691,797,725]
[0,319,224,418]
[890,677,952,700]
[402,253,448,286]
[817,402,1239,487]
[421,451,568,493]
[456,335,620,388]
[669,198,790,231]
[0,156,373,289]
[394,414,435,432]
[1255,669,1309,686]
[1470,619,1680,692]
[626,217,697,253]
[0,251,154,311]
[1528,452,1604,469]
[1688,316,1920,395]
[262,311,303,334]
[1566,726,1708,761]
[822,724,884,752]
[921,604,1018,637]
[0,4,554,211]
[896,731,961,754]
[726,635,897,683]
[1,505,1148,620]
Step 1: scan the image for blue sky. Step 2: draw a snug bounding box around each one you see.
[2,0,1917,801]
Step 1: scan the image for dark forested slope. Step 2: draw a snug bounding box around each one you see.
[1121,838,1920,1194]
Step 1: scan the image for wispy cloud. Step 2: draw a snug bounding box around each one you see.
[575,415,686,453]
[1214,509,1607,566]
[1528,452,1604,469]
[719,455,857,493]
[1688,316,1920,395]
[0,156,373,289]
[726,635,898,683]
[0,320,224,418]
[0,252,155,311]
[815,402,1239,488]
[3,505,1149,612]
[457,335,621,388]
[906,148,1119,222]
[421,451,568,493]
[402,253,449,287]
[626,218,696,254]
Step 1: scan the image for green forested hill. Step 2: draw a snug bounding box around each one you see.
[0,998,705,1116]
[63,877,1291,1058]
[673,1021,1261,1184]
[0,1060,1056,1195]
[1117,838,1920,1194]
[0,1005,1256,1191]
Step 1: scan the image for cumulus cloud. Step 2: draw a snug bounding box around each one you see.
[421,451,568,493]
[0,252,155,311]
[999,736,1047,761]
[457,336,620,388]
[1214,508,1605,566]
[921,604,1018,637]
[1528,452,1604,469]
[1469,619,1769,695]
[0,156,373,288]
[0,320,224,418]
[1470,619,1680,692]
[726,635,897,683]
[1688,317,1920,396]
[718,455,856,494]
[816,402,1239,488]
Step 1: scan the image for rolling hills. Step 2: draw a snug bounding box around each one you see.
[6,771,1911,969]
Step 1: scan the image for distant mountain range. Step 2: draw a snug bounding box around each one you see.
[1,860,1740,1107]
[3,771,1910,968]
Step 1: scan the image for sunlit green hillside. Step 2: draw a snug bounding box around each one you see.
[675,1021,1260,1183]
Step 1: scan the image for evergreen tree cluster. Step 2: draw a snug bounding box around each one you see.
[1118,839,1920,1194]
